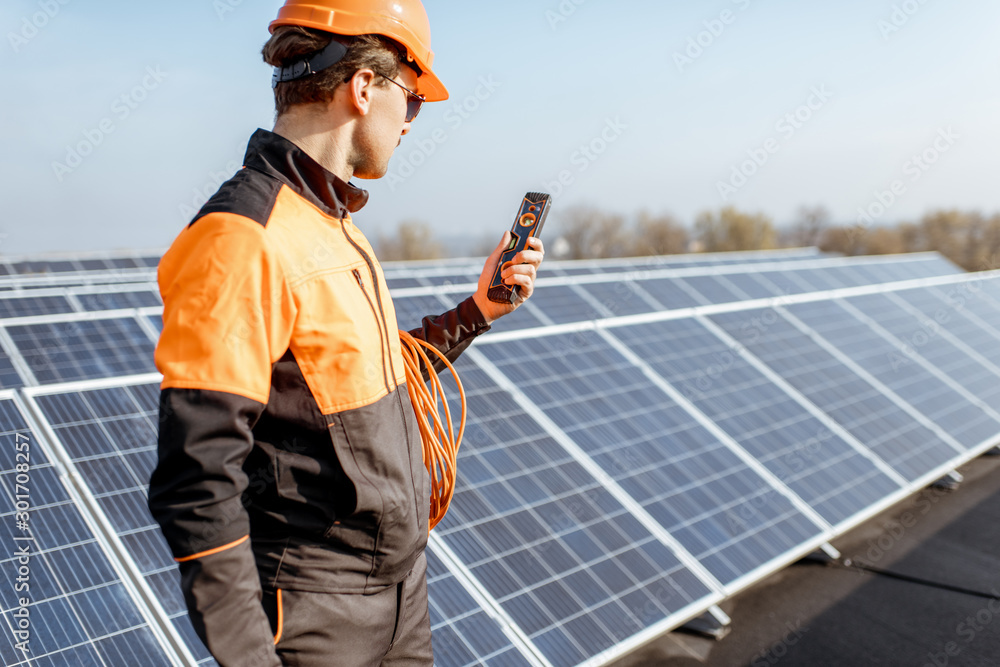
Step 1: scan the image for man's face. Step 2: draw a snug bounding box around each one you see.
[352,65,418,180]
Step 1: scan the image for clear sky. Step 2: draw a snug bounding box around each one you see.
[3,0,999,256]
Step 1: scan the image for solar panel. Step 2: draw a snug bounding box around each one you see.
[709,308,964,481]
[633,279,705,310]
[583,281,663,319]
[514,286,604,325]
[7,248,1000,667]
[893,286,1000,372]
[474,334,824,587]
[0,342,24,390]
[392,294,459,329]
[0,253,163,278]
[675,276,748,304]
[76,291,162,312]
[0,297,75,320]
[844,293,1000,413]
[785,299,1000,448]
[385,277,427,290]
[434,355,716,667]
[486,302,552,334]
[720,274,775,300]
[424,544,540,667]
[4,316,157,385]
[26,380,217,666]
[609,318,904,527]
[752,270,816,294]
[0,393,179,666]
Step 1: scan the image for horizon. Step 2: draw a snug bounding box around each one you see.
[4,0,1000,256]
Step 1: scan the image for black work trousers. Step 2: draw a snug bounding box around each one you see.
[261,552,433,666]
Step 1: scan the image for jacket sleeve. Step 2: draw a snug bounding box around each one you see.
[148,213,294,666]
[407,295,492,376]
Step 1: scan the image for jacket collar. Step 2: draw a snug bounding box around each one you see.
[243,128,369,217]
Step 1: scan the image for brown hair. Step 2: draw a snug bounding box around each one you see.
[262,26,402,116]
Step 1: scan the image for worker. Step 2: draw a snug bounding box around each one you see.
[146,1,544,665]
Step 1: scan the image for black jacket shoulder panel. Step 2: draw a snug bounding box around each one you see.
[190,167,283,228]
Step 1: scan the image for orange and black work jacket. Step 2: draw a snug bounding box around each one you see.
[148,129,491,666]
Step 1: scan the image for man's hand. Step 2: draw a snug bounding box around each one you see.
[472,231,545,324]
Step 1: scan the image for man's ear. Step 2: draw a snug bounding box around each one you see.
[346,69,377,117]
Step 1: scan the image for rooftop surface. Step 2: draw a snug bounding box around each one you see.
[612,452,1000,666]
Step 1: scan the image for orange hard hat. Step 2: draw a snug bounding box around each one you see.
[270,0,449,102]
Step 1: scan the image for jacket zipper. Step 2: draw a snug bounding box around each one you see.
[352,268,392,394]
[341,220,398,390]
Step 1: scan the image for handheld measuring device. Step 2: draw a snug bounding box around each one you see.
[487,191,551,304]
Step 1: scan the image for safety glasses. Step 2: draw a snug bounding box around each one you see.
[379,74,424,122]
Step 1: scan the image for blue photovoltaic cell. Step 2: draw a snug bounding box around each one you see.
[721,274,774,300]
[584,281,658,318]
[385,277,426,290]
[636,279,705,310]
[554,267,601,277]
[516,285,601,325]
[787,299,1000,449]
[844,264,893,285]
[925,277,1000,341]
[391,294,458,331]
[894,288,1000,372]
[6,317,157,384]
[76,291,162,312]
[0,398,173,667]
[753,271,816,295]
[9,261,78,275]
[437,273,481,285]
[918,256,963,276]
[875,262,916,281]
[789,269,841,292]
[393,291,553,339]
[437,356,713,667]
[0,296,75,320]
[108,258,146,270]
[32,384,218,666]
[0,349,23,390]
[148,314,164,333]
[876,258,934,281]
[425,547,534,667]
[610,319,901,527]
[676,276,746,304]
[79,260,111,272]
[710,308,960,481]
[478,333,823,587]
[820,267,872,288]
[486,302,551,334]
[739,272,792,297]
[845,293,1000,414]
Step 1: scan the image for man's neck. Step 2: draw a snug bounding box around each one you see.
[272,106,354,183]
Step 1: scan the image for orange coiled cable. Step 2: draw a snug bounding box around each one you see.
[398,330,466,531]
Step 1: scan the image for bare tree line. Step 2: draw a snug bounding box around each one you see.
[376,205,1000,272]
